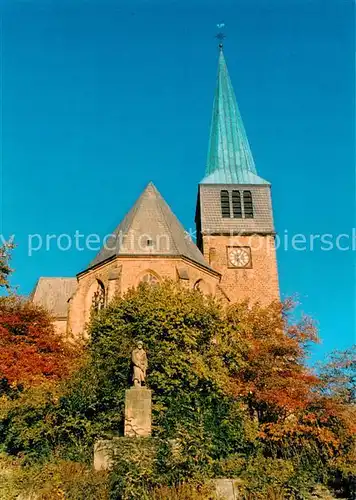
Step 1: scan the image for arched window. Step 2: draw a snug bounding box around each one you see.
[232,190,242,218]
[194,280,202,291]
[220,190,230,218]
[194,279,211,294]
[92,280,106,312]
[140,273,159,286]
[243,190,254,219]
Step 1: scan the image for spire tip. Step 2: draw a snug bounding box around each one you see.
[216,23,226,50]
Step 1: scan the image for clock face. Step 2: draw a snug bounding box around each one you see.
[228,247,251,268]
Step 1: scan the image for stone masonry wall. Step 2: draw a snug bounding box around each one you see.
[67,256,219,339]
[202,234,279,305]
[53,319,68,337]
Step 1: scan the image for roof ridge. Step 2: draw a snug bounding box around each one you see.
[153,188,180,255]
[119,183,149,249]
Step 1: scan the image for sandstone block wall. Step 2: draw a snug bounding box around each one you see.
[203,234,279,305]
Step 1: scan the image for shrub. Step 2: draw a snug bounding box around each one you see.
[0,385,59,460]
[0,454,109,500]
[109,438,158,499]
[150,483,217,500]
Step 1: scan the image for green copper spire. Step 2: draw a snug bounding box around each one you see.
[201,48,269,185]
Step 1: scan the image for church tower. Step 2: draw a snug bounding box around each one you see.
[196,46,279,304]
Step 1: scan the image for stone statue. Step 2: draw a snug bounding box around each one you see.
[131,341,148,387]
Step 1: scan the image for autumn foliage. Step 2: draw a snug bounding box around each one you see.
[224,299,320,414]
[221,299,355,485]
[0,296,78,390]
[0,243,78,390]
[0,279,354,498]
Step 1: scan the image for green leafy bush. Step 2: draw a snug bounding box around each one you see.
[0,385,58,461]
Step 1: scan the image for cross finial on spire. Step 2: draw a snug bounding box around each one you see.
[215,23,226,50]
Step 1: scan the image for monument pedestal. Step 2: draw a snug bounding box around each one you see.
[124,386,152,437]
[94,438,120,471]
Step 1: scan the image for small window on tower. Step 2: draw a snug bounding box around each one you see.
[243,190,254,218]
[220,190,230,218]
[232,190,242,218]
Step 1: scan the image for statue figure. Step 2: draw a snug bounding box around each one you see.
[131,341,148,387]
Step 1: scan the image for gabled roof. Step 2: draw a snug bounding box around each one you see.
[31,277,77,318]
[202,48,269,185]
[87,182,216,273]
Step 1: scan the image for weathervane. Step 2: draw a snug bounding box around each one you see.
[215,23,226,50]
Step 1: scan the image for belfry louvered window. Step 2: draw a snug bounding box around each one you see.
[243,190,254,218]
[232,190,242,218]
[220,190,230,218]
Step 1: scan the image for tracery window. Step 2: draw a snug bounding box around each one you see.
[194,279,211,294]
[92,280,106,312]
[194,280,202,291]
[140,273,159,285]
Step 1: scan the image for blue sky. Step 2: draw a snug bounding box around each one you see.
[1,0,355,361]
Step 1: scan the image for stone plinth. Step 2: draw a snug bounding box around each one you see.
[93,439,120,471]
[214,479,240,499]
[124,387,152,437]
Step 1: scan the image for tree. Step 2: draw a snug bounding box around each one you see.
[224,301,355,490]
[0,240,15,291]
[224,299,320,420]
[0,296,78,391]
[0,242,79,391]
[86,281,247,461]
[318,346,356,404]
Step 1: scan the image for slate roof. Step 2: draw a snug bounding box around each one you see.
[203,48,268,185]
[88,183,216,273]
[31,277,77,318]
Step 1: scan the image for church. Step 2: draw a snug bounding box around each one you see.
[31,47,280,339]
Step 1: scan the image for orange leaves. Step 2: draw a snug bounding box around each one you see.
[0,296,79,389]
[225,300,320,419]
[258,391,356,467]
[222,300,355,469]
[260,420,341,455]
[222,298,355,478]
